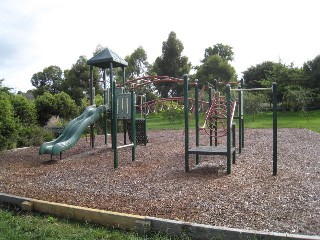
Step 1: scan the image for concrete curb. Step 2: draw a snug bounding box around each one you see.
[0,193,319,240]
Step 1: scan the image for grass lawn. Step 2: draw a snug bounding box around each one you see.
[0,203,172,240]
[146,109,320,133]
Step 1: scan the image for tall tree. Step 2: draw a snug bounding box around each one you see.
[151,31,191,97]
[242,61,275,88]
[303,55,320,90]
[196,54,237,87]
[62,55,101,105]
[125,46,149,79]
[203,43,234,62]
[31,65,63,97]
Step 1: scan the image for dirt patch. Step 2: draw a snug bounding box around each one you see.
[0,129,319,236]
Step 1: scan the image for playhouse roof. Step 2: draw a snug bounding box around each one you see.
[87,48,128,68]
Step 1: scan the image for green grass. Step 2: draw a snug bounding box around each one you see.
[0,203,175,240]
[244,109,320,133]
[145,109,320,133]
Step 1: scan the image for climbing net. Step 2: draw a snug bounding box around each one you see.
[200,92,237,138]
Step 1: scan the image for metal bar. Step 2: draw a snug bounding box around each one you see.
[195,79,199,165]
[131,90,136,161]
[226,84,232,174]
[184,74,189,172]
[103,69,108,145]
[208,87,213,146]
[117,143,134,150]
[232,123,236,164]
[111,63,118,169]
[272,82,278,176]
[231,87,272,92]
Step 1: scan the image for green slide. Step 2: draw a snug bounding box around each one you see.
[39,105,106,156]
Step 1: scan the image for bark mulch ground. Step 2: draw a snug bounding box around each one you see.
[0,128,319,237]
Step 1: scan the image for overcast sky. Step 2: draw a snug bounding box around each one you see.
[1,0,319,92]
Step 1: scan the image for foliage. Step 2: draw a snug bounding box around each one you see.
[243,92,268,121]
[35,92,79,126]
[62,55,101,105]
[0,92,18,150]
[124,46,149,80]
[283,86,315,113]
[242,61,275,88]
[151,31,191,97]
[196,54,237,88]
[202,43,234,62]
[159,102,184,122]
[17,124,53,147]
[10,94,37,126]
[31,65,63,97]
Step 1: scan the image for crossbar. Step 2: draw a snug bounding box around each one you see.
[231,87,272,92]
[117,143,134,149]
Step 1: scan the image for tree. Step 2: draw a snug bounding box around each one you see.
[242,61,275,88]
[303,55,320,102]
[151,31,191,97]
[10,94,37,126]
[62,56,101,105]
[0,92,18,150]
[203,43,234,62]
[35,92,79,126]
[196,54,237,87]
[0,78,12,94]
[31,65,63,97]
[124,46,149,80]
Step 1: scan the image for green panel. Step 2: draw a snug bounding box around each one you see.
[117,93,131,119]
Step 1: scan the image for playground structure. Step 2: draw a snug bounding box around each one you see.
[39,48,137,168]
[39,48,278,175]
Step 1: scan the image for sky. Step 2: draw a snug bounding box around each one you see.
[1,0,319,92]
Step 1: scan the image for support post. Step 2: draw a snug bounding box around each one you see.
[143,94,147,145]
[183,74,189,172]
[208,87,213,146]
[195,79,199,165]
[103,69,108,145]
[110,63,118,168]
[272,82,278,176]
[131,90,136,162]
[238,84,242,153]
[89,66,95,148]
[232,123,236,164]
[240,79,244,148]
[226,85,232,174]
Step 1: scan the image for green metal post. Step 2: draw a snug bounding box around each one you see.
[111,63,118,168]
[226,85,232,174]
[241,79,244,148]
[131,90,136,161]
[195,79,199,165]
[89,66,95,148]
[232,123,236,164]
[183,74,189,172]
[143,94,147,145]
[208,87,213,146]
[238,84,242,153]
[272,82,278,176]
[123,67,127,145]
[103,69,108,145]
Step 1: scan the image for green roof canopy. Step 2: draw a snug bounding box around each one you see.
[87,48,128,68]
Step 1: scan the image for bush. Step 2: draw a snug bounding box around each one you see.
[159,102,184,122]
[0,93,18,151]
[17,125,53,147]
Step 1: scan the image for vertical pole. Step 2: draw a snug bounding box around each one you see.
[89,66,95,148]
[213,79,218,146]
[131,90,136,161]
[208,87,213,146]
[238,85,242,153]
[123,67,127,145]
[143,94,147,145]
[232,123,236,164]
[240,79,244,148]
[111,63,118,168]
[183,74,189,172]
[272,82,278,176]
[195,79,199,165]
[103,69,108,145]
[226,84,232,174]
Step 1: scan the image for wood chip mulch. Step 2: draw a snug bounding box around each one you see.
[0,128,319,236]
